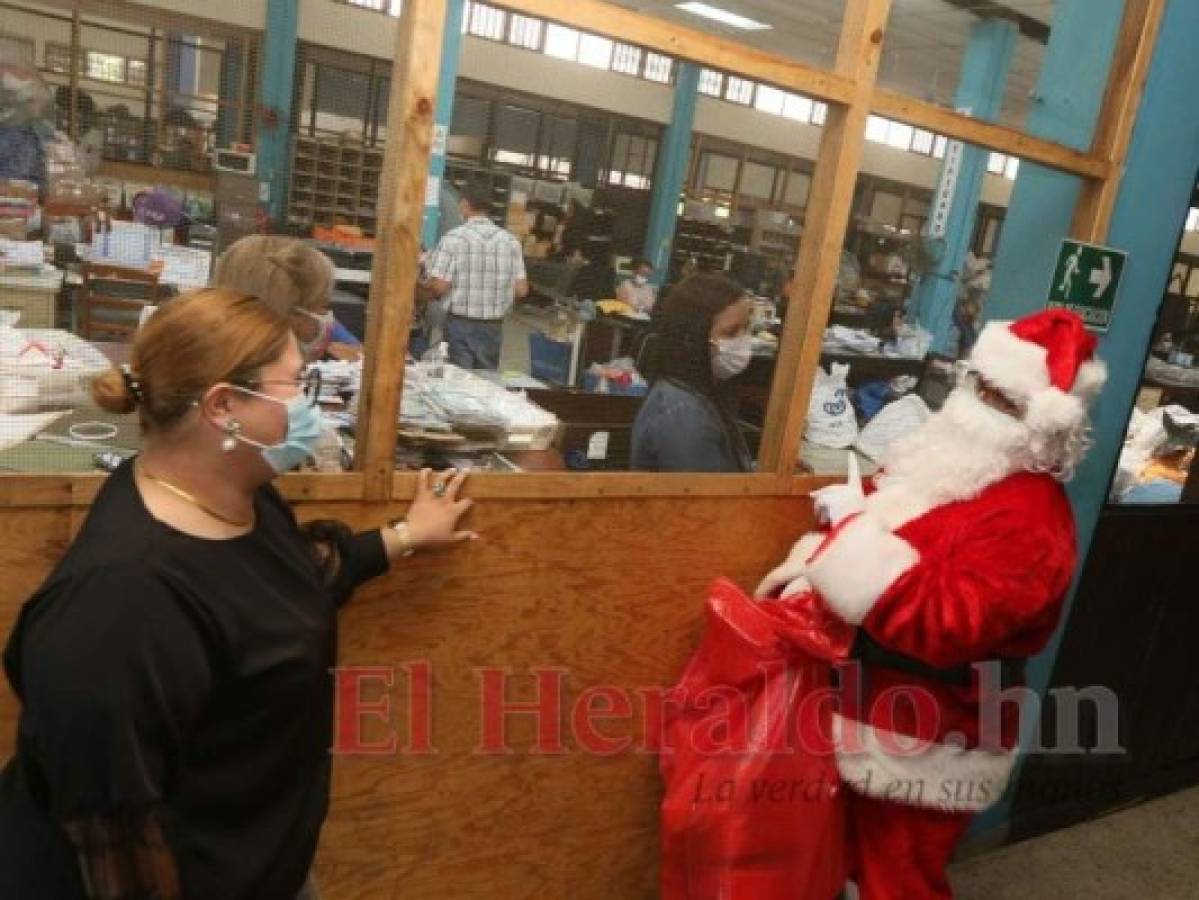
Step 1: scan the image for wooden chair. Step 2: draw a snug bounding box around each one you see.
[79,263,161,341]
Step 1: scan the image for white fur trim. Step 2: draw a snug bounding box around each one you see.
[833,715,1017,813]
[1024,387,1087,434]
[805,513,919,625]
[1071,358,1107,403]
[864,482,937,531]
[971,322,1050,402]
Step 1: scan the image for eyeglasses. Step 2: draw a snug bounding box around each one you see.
[235,369,323,408]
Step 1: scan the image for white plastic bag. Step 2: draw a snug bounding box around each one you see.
[855,394,932,463]
[805,363,858,449]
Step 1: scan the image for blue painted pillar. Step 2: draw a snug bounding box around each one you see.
[984,0,1124,321]
[643,62,701,284]
[973,0,1198,838]
[422,0,466,249]
[910,18,1016,354]
[259,0,300,223]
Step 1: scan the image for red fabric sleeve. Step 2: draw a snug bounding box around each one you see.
[861,500,1076,669]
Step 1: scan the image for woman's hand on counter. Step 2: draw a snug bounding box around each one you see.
[403,468,478,552]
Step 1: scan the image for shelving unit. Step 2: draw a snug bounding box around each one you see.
[287,135,384,235]
[444,161,514,226]
[670,217,734,281]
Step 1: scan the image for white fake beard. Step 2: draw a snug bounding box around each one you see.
[878,387,1036,505]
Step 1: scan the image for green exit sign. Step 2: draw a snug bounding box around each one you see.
[1048,239,1127,331]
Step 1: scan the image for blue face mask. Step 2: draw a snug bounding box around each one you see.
[233,389,325,474]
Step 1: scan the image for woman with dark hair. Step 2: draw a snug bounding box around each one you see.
[631,274,754,472]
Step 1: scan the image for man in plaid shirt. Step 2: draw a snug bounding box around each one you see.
[425,184,529,370]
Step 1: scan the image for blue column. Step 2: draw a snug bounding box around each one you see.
[259,0,300,223]
[643,62,700,284]
[910,18,1016,354]
[422,0,466,249]
[984,0,1124,321]
[972,0,1199,839]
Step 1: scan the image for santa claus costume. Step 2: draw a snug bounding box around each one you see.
[758,309,1107,900]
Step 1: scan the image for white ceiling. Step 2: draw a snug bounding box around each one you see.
[609,0,1058,127]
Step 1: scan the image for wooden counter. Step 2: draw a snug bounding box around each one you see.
[0,487,818,900]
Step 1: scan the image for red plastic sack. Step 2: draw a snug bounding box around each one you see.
[660,579,850,900]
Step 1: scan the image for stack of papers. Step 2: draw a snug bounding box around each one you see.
[0,240,45,271]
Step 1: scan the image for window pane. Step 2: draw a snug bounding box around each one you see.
[933,135,949,158]
[725,76,754,105]
[86,51,126,83]
[698,68,723,97]
[987,152,1006,174]
[782,93,814,122]
[885,122,914,151]
[740,161,776,199]
[0,35,33,66]
[611,43,642,75]
[45,43,73,74]
[1187,209,1199,232]
[1004,157,1021,180]
[754,84,785,116]
[911,129,935,155]
[870,190,904,225]
[701,152,738,192]
[508,14,542,50]
[468,2,506,40]
[865,115,889,143]
[785,171,811,207]
[578,34,613,70]
[544,24,580,61]
[812,103,828,125]
[644,52,673,83]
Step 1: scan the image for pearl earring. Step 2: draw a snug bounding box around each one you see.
[222,421,241,454]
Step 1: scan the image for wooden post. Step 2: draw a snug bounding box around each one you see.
[1071,0,1168,243]
[354,0,448,501]
[757,0,892,474]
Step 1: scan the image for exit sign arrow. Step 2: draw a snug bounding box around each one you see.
[1089,255,1113,299]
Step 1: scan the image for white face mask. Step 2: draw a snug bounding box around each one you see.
[711,334,753,381]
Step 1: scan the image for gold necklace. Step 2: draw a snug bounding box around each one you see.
[141,467,254,529]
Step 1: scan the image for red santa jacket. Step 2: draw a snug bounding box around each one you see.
[802,471,1077,813]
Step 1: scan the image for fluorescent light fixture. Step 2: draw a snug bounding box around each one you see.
[675,2,772,31]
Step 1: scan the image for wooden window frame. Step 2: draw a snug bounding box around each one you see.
[0,0,1166,508]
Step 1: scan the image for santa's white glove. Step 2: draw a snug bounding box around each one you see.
[810,454,866,527]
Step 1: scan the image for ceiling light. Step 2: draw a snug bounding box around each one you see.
[675,2,772,31]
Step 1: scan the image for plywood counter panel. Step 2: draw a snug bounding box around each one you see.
[0,493,815,899]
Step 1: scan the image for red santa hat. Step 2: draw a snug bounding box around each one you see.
[969,308,1107,433]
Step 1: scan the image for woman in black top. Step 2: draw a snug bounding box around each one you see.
[0,289,476,900]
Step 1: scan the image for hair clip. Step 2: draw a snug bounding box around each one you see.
[120,363,144,405]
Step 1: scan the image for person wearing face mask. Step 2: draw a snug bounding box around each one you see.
[631,274,754,473]
[0,289,477,900]
[617,257,658,314]
[215,235,364,364]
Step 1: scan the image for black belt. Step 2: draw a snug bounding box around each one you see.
[851,630,1026,690]
[447,312,504,324]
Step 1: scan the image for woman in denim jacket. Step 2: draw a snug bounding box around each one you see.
[632,275,754,473]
